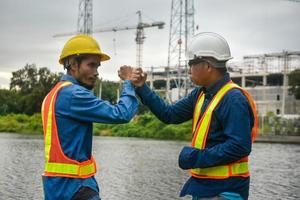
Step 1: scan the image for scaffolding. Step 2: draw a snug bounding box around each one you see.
[77,0,93,34]
[242,51,300,74]
[166,0,195,101]
[147,51,300,116]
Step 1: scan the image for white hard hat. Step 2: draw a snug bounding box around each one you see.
[187,32,233,61]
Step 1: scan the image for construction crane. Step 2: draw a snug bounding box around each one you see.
[54,10,164,68]
[93,11,164,68]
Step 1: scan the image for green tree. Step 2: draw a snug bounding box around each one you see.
[9,64,62,115]
[93,79,120,103]
[288,69,300,99]
[0,89,22,115]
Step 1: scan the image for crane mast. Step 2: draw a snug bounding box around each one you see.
[54,1,164,68]
[136,11,145,68]
[93,11,164,67]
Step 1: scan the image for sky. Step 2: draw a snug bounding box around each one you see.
[0,0,299,88]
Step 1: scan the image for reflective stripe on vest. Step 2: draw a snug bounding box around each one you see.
[41,81,97,178]
[190,81,258,179]
[192,93,205,132]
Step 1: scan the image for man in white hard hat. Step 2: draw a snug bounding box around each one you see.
[127,32,258,200]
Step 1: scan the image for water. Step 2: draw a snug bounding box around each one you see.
[0,133,299,200]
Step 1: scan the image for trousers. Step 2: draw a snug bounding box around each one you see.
[192,196,227,200]
[71,187,101,200]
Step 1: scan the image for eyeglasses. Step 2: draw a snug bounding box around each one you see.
[188,58,210,67]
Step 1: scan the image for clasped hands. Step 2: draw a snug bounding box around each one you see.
[118,65,147,87]
[118,66,200,170]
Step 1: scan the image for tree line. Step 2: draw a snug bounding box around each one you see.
[1,64,300,116]
[0,64,299,138]
[0,64,121,115]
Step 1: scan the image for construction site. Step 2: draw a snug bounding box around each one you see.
[147,51,300,117]
[1,1,300,200]
[56,0,300,135]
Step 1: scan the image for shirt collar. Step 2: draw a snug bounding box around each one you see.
[60,74,80,85]
[203,73,231,98]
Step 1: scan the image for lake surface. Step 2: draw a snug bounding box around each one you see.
[0,133,299,200]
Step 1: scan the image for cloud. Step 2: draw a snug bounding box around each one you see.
[0,0,299,88]
[0,72,11,89]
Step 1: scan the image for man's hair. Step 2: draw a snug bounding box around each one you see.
[205,57,227,74]
[63,55,88,72]
[215,66,227,74]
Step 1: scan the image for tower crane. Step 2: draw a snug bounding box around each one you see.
[54,11,165,67]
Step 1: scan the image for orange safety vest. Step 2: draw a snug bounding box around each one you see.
[41,81,97,178]
[190,81,258,179]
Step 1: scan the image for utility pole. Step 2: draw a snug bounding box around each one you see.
[167,0,194,101]
[150,66,154,89]
[282,50,288,117]
[77,0,93,34]
[184,0,194,95]
[98,78,102,99]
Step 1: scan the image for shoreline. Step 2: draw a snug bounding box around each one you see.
[255,135,300,144]
[1,132,300,144]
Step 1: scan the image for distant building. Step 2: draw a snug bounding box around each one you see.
[146,51,300,117]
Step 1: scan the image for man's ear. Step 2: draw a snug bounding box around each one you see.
[70,59,79,72]
[206,63,212,72]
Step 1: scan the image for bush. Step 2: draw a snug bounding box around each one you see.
[91,112,193,140]
[0,113,43,134]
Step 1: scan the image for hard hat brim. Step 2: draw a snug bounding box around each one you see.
[59,52,111,64]
[99,52,110,62]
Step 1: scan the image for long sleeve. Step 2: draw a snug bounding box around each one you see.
[61,80,139,124]
[135,83,198,124]
[179,89,253,169]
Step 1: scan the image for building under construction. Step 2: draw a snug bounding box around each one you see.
[146,51,300,117]
[56,0,300,117]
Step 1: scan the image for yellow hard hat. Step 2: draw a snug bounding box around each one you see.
[59,34,110,64]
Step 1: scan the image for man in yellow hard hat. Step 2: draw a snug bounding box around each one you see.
[41,34,139,200]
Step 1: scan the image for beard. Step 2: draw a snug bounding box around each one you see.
[77,80,94,90]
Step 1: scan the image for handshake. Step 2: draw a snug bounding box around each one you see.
[118,65,147,87]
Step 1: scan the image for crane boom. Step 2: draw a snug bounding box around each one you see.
[53,11,165,67]
[93,22,164,33]
[53,22,164,37]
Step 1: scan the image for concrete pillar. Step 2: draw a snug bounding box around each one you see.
[263,74,267,86]
[242,75,246,87]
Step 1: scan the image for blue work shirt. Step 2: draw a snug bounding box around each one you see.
[136,73,254,200]
[43,74,139,200]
